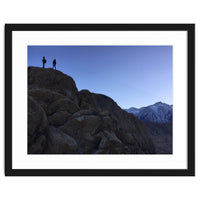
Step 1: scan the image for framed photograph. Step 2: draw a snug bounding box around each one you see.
[5,24,195,176]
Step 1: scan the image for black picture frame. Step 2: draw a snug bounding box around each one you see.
[5,24,195,176]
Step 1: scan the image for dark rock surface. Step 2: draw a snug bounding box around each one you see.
[144,122,172,154]
[28,67,155,154]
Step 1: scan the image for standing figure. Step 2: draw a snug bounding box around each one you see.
[42,56,47,68]
[53,59,56,70]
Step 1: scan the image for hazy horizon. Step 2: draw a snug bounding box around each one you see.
[28,45,173,108]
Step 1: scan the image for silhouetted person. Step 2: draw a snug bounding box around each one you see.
[42,56,47,68]
[53,59,56,70]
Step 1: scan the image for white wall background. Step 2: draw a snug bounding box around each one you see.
[0,1,199,200]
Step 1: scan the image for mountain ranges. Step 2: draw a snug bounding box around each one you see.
[125,102,173,154]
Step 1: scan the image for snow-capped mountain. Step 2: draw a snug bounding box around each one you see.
[125,102,173,123]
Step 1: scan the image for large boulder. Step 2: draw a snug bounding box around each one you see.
[97,131,123,154]
[48,111,71,126]
[59,114,102,153]
[28,67,79,105]
[28,88,65,113]
[28,96,48,153]
[45,126,78,153]
[47,97,79,115]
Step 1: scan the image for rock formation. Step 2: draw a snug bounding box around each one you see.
[28,67,155,154]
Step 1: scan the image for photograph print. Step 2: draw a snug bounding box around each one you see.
[5,24,194,176]
[28,45,173,155]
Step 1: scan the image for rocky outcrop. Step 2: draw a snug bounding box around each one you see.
[28,67,155,154]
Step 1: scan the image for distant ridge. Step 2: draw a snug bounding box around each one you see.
[125,102,173,123]
[125,102,173,153]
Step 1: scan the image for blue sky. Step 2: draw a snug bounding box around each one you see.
[28,46,173,109]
